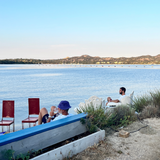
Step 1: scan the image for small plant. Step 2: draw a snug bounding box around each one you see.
[117,150,123,154]
[78,102,111,133]
[107,105,137,128]
[1,149,15,160]
[15,153,30,160]
[132,90,160,117]
[132,95,151,112]
[150,90,160,108]
[139,105,160,119]
[1,149,43,160]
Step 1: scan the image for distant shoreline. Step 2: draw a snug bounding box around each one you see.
[0,54,160,64]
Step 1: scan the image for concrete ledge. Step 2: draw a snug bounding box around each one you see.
[31,129,105,160]
[0,113,87,157]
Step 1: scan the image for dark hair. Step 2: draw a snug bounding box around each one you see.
[64,109,69,112]
[120,87,126,93]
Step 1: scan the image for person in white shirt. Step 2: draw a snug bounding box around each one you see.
[35,101,73,125]
[106,87,126,106]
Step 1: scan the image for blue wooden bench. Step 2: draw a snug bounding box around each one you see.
[0,113,87,157]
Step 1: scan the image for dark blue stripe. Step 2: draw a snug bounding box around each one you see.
[0,113,87,146]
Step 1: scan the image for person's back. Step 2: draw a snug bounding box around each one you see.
[53,113,73,121]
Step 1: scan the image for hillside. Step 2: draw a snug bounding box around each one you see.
[1,54,160,64]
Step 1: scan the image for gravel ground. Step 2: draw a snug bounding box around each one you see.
[69,118,160,160]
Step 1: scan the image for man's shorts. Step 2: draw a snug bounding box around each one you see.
[42,114,49,124]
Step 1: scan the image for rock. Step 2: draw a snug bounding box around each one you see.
[119,130,130,138]
[114,132,118,136]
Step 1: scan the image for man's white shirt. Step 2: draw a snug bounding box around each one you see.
[118,95,126,102]
[51,113,73,121]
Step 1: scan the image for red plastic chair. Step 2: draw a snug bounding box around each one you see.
[22,98,40,129]
[0,100,15,132]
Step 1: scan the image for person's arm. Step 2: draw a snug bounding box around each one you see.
[47,110,55,123]
[47,113,60,122]
[110,99,120,103]
[47,117,52,123]
[106,99,120,105]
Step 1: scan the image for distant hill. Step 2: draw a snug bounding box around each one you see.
[1,54,160,64]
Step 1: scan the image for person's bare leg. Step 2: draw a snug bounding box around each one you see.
[38,108,48,125]
[35,108,48,125]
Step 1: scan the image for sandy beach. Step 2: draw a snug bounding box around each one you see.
[69,118,160,160]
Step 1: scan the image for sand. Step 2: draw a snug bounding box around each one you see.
[69,118,160,160]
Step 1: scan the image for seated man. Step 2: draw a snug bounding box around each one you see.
[106,87,126,106]
[36,100,73,125]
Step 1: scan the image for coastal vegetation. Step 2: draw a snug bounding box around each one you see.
[133,90,160,119]
[77,103,110,133]
[78,90,160,133]
[1,149,43,160]
[78,104,137,133]
[1,54,160,64]
[2,90,160,160]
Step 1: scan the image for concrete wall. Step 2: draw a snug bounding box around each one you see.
[0,113,87,158]
[31,129,105,160]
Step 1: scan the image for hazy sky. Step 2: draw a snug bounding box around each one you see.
[0,0,160,59]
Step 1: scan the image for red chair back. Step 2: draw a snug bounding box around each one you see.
[3,101,14,118]
[28,98,40,115]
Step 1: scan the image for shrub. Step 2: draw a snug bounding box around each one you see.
[1,149,14,160]
[107,105,137,127]
[132,95,151,112]
[139,105,160,119]
[78,102,112,133]
[132,90,160,115]
[78,102,137,131]
[150,90,160,109]
[1,149,43,160]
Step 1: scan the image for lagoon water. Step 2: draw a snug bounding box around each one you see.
[0,64,160,130]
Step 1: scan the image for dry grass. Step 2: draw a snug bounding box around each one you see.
[139,105,160,119]
[133,89,160,113]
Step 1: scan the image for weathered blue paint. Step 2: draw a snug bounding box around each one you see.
[0,113,87,146]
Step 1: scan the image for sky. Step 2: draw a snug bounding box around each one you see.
[0,0,160,59]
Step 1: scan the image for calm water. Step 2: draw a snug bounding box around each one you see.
[0,64,160,130]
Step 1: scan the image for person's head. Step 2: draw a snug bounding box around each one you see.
[107,97,112,102]
[57,101,71,115]
[119,87,126,95]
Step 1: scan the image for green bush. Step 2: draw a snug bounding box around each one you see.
[132,95,151,112]
[1,149,14,160]
[1,149,42,160]
[78,90,160,131]
[78,102,112,133]
[150,90,160,108]
[78,102,137,132]
[132,90,160,114]
[107,105,137,127]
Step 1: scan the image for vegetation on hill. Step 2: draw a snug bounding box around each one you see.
[1,54,160,64]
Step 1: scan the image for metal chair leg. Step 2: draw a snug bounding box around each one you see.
[13,123,15,132]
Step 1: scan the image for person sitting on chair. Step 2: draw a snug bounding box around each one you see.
[106,87,126,106]
[36,100,73,125]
